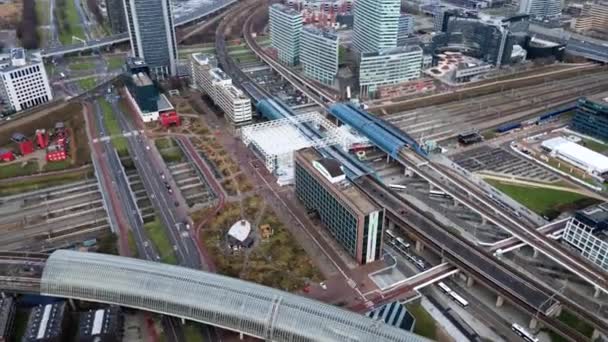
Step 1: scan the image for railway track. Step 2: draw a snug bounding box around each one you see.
[358,176,595,342]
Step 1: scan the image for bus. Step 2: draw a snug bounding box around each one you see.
[437,282,452,294]
[511,323,539,342]
[395,237,410,249]
[429,189,453,199]
[389,184,407,191]
[449,291,469,308]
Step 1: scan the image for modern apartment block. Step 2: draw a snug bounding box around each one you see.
[105,0,127,33]
[124,0,178,77]
[0,297,15,341]
[397,14,415,46]
[269,4,303,66]
[359,45,422,98]
[352,0,400,53]
[589,2,608,32]
[294,148,384,264]
[77,307,124,342]
[23,302,69,342]
[563,204,608,271]
[0,48,53,112]
[190,54,252,124]
[300,26,339,85]
[571,93,608,142]
[519,0,562,19]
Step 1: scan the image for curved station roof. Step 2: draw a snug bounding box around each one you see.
[41,250,429,342]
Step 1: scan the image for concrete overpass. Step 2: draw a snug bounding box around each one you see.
[40,0,239,58]
[529,24,608,63]
[2,250,430,342]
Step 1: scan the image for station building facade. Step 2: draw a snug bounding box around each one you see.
[294,148,384,264]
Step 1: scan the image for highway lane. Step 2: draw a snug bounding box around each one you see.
[92,100,159,260]
[107,95,200,269]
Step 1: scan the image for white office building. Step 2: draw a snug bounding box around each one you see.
[269,4,303,66]
[519,0,562,19]
[0,49,53,112]
[352,0,400,53]
[359,45,422,98]
[300,26,339,85]
[563,204,608,272]
[215,84,252,124]
[190,54,252,124]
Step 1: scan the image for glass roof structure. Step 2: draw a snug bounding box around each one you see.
[41,250,430,342]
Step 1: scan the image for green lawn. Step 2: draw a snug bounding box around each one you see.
[183,323,203,342]
[406,303,437,340]
[581,138,608,154]
[57,0,86,44]
[144,219,177,265]
[0,161,39,179]
[70,60,95,71]
[43,159,73,172]
[0,170,92,196]
[107,56,126,70]
[77,77,97,91]
[159,147,184,163]
[486,179,600,219]
[155,138,174,150]
[44,63,55,77]
[127,230,139,257]
[99,99,120,135]
[99,99,129,156]
[36,0,50,25]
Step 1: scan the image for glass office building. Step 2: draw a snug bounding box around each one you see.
[294,148,384,264]
[563,204,608,271]
[571,94,608,142]
[124,0,178,78]
[352,0,400,53]
[300,26,339,85]
[519,0,562,19]
[269,4,303,66]
[359,46,422,98]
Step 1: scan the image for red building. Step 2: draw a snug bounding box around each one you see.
[46,122,69,162]
[35,129,48,149]
[46,144,67,162]
[0,149,15,162]
[159,111,181,128]
[11,133,34,156]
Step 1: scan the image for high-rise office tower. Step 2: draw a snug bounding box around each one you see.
[300,26,339,85]
[358,46,422,98]
[123,0,178,78]
[352,0,400,53]
[269,4,303,66]
[105,0,127,34]
[519,0,562,19]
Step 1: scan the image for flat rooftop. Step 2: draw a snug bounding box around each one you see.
[586,91,608,105]
[297,147,380,215]
[271,3,301,16]
[133,72,153,87]
[303,26,338,41]
[191,52,216,66]
[210,67,231,81]
[157,94,174,112]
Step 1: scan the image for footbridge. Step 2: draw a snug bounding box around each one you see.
[1,250,430,342]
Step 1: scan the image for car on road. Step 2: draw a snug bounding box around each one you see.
[160,173,165,180]
[320,282,327,290]
[144,241,149,247]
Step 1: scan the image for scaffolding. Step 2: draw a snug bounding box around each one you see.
[241,112,364,183]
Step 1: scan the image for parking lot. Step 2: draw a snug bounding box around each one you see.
[246,69,310,107]
[451,146,560,183]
